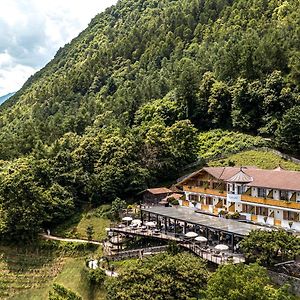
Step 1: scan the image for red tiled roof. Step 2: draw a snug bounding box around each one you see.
[166,193,183,200]
[203,167,300,192]
[145,187,172,194]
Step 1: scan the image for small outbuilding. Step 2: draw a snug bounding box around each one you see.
[140,187,172,205]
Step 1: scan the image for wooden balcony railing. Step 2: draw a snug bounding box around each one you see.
[183,186,300,210]
[241,194,300,210]
[183,186,226,197]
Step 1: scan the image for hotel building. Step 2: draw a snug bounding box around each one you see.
[178,166,300,231]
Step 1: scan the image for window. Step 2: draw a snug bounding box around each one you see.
[280,190,288,201]
[197,180,204,187]
[237,185,244,194]
[256,207,268,216]
[242,204,254,214]
[258,188,267,198]
[206,197,213,205]
[283,211,298,221]
[189,194,198,201]
[199,196,205,204]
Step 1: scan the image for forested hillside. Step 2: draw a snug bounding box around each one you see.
[0,0,299,241]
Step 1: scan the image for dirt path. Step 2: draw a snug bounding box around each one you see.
[41,234,102,245]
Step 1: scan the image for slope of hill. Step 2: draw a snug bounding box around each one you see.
[198,130,268,159]
[0,0,299,242]
[0,0,299,159]
[209,150,300,171]
[0,92,15,105]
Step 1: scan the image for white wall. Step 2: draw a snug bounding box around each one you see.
[251,187,257,197]
[240,212,252,220]
[274,209,283,220]
[273,189,280,200]
[235,203,242,213]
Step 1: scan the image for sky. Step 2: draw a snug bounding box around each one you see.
[0,0,118,96]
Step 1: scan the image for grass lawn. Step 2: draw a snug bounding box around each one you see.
[54,258,106,300]
[209,150,300,171]
[53,205,112,241]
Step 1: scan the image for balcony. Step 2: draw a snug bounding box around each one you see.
[241,194,300,210]
[183,186,226,197]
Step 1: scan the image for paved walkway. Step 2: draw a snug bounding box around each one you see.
[41,234,102,245]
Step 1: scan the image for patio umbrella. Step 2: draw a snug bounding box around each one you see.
[195,236,207,242]
[145,221,156,227]
[215,244,229,251]
[185,231,198,238]
[110,236,125,244]
[122,216,133,226]
[132,219,142,225]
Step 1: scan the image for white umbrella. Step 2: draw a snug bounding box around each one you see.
[215,244,229,251]
[110,236,124,244]
[185,232,198,238]
[195,236,207,242]
[145,221,156,227]
[122,216,133,226]
[132,219,142,225]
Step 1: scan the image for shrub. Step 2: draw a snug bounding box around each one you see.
[170,199,179,206]
[49,283,82,300]
[86,268,106,286]
[240,229,300,266]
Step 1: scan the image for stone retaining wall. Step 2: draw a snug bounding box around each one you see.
[269,270,300,296]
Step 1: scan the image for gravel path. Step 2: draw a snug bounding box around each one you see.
[41,234,102,245]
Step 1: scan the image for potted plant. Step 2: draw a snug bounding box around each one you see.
[169,198,179,207]
[231,212,241,220]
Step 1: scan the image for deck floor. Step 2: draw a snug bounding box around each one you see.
[108,227,245,264]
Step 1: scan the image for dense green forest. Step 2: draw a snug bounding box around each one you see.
[0,0,299,241]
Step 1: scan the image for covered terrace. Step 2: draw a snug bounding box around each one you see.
[141,206,270,252]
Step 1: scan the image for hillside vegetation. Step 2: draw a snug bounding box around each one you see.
[198,129,267,159]
[0,0,299,241]
[209,150,300,171]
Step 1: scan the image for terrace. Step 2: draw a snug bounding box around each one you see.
[105,206,271,265]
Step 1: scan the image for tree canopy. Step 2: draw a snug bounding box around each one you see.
[0,0,299,240]
[240,229,300,266]
[105,252,208,300]
[204,263,294,300]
